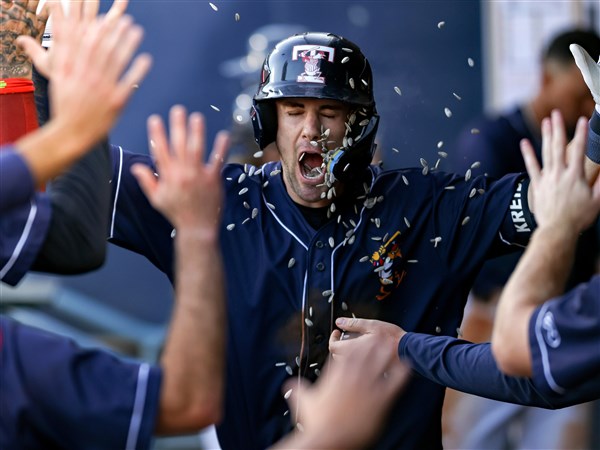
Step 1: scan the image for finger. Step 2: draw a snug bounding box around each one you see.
[551,110,567,169]
[282,378,309,420]
[147,114,170,171]
[335,316,373,333]
[16,35,46,65]
[209,130,230,172]
[567,116,588,178]
[169,105,188,161]
[102,21,144,82]
[105,0,128,21]
[112,53,152,108]
[186,112,204,164]
[69,0,84,21]
[593,174,600,205]
[82,0,100,24]
[520,139,541,185]
[540,117,552,169]
[130,164,158,202]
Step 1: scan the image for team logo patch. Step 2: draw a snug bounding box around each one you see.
[292,45,335,84]
[542,311,561,348]
[370,231,406,301]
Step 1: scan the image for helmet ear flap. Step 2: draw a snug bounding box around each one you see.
[251,101,278,149]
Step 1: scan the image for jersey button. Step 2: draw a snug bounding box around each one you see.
[316,262,325,271]
[315,240,324,248]
[314,334,325,344]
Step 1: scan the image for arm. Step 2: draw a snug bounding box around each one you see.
[272,330,409,450]
[14,0,151,188]
[492,111,600,376]
[131,105,230,433]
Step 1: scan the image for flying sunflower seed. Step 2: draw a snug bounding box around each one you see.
[360,255,369,262]
[322,289,333,297]
[453,92,462,100]
[444,107,452,118]
[402,175,409,185]
[470,128,480,134]
[471,161,481,169]
[465,169,472,181]
[210,104,220,112]
[288,258,295,268]
[342,301,348,311]
[305,318,314,327]
[349,78,355,89]
[329,237,335,247]
[238,187,248,195]
[392,147,399,153]
[267,202,275,210]
[242,218,250,225]
[438,151,448,158]
[238,173,246,183]
[209,2,218,11]
[234,12,240,21]
[226,223,235,231]
[253,151,264,158]
[252,208,258,218]
[444,185,455,190]
[436,326,442,333]
[469,188,477,198]
[408,259,418,263]
[342,47,353,52]
[467,57,475,67]
[437,141,444,149]
[404,217,411,228]
[286,365,293,375]
[437,21,445,29]
[341,56,350,63]
[275,362,286,367]
[461,216,470,226]
[394,86,402,95]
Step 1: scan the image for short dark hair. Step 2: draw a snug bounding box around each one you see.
[543,29,600,65]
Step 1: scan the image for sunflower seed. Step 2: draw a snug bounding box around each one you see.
[242,218,250,225]
[361,79,368,86]
[234,12,240,21]
[444,107,452,118]
[360,255,369,262]
[252,208,258,218]
[461,216,470,226]
[469,188,477,198]
[348,235,356,245]
[437,141,444,149]
[471,161,480,169]
[286,365,293,375]
[238,187,248,195]
[341,56,350,64]
[267,202,275,210]
[275,362,286,367]
[470,128,480,134]
[437,21,445,29]
[394,86,402,95]
[453,92,462,100]
[402,175,409,185]
[436,326,442,333]
[404,217,411,228]
[342,47,353,52]
[444,185,455,190]
[226,223,235,231]
[465,169,472,181]
[329,237,335,247]
[288,258,295,268]
[408,259,418,263]
[209,2,218,11]
[467,57,475,67]
[238,173,246,183]
[349,78,355,89]
[253,151,264,158]
[430,236,442,247]
[305,318,313,327]
[392,147,399,153]
[438,151,448,158]
[322,289,333,297]
[342,301,348,311]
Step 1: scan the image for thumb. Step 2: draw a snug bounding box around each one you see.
[16,36,50,78]
[131,164,158,202]
[335,316,372,333]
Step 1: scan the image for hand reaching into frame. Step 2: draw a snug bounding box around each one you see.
[520,110,600,234]
[131,105,230,234]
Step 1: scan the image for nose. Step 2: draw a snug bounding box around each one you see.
[301,110,321,142]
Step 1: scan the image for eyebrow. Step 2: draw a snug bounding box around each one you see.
[281,100,345,111]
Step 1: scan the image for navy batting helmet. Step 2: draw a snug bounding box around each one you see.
[251,32,379,183]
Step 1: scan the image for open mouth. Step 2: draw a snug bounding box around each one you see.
[299,152,325,180]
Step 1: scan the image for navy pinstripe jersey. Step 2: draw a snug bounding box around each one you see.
[0,316,161,449]
[0,149,51,286]
[109,144,532,449]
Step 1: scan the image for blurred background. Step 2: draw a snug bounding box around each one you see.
[2,1,598,449]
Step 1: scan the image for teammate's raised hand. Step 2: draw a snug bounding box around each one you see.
[521,110,600,233]
[131,105,230,232]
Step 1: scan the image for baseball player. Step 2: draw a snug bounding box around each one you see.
[39,32,600,448]
[333,108,600,406]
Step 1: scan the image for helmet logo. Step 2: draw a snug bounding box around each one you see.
[292,45,335,84]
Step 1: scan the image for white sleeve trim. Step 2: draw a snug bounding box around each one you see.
[125,362,151,450]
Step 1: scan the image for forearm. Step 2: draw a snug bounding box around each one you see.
[156,228,225,433]
[492,226,578,375]
[31,140,110,273]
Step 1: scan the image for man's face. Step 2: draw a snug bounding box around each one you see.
[275,98,350,208]
[548,63,596,136]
